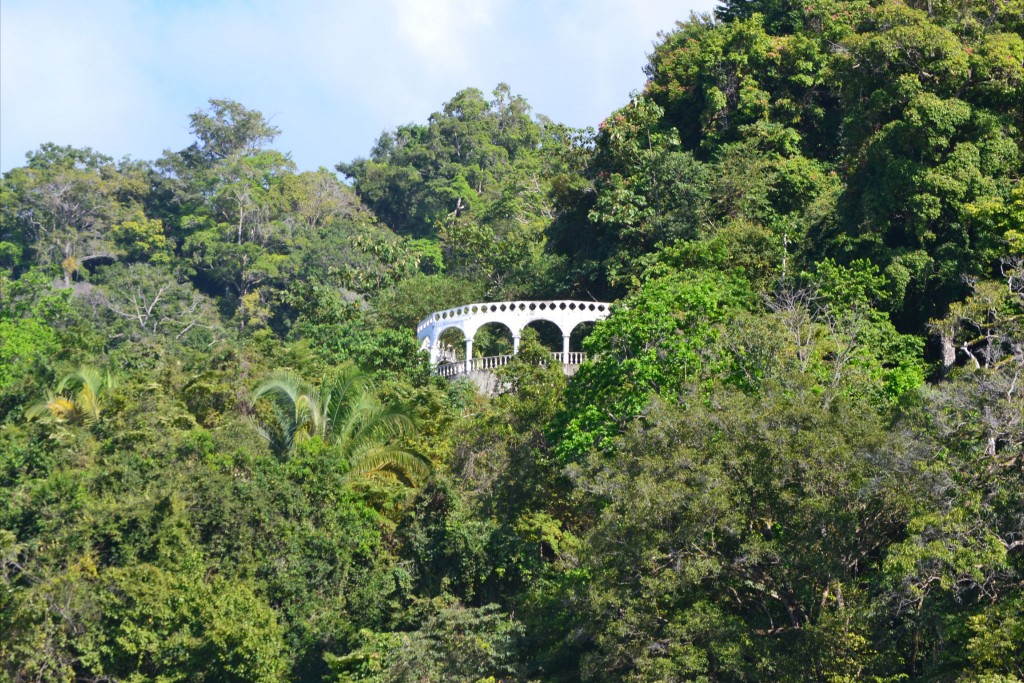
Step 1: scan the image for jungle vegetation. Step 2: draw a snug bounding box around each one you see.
[1,1,1022,680]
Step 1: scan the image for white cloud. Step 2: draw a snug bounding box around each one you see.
[1,0,721,172]
[392,0,500,73]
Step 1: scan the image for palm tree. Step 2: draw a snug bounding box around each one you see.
[26,366,116,426]
[252,364,431,485]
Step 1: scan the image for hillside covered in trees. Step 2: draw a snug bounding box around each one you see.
[1,0,1022,680]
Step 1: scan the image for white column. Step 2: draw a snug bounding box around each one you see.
[562,334,571,366]
[429,338,439,364]
[512,334,521,355]
[465,338,473,374]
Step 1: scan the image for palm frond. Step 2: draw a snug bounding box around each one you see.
[321,363,371,439]
[25,393,73,422]
[253,400,295,455]
[27,366,114,426]
[349,402,417,451]
[334,391,381,448]
[253,370,324,454]
[252,366,428,487]
[63,367,113,422]
[345,445,433,484]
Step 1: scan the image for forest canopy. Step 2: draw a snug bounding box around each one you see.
[1,1,1022,681]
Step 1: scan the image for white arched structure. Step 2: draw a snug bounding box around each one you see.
[416,300,612,374]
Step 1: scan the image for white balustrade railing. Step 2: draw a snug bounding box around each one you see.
[476,355,513,370]
[551,351,587,365]
[434,352,588,378]
[435,364,465,379]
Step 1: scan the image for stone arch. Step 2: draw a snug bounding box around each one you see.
[425,321,468,344]
[416,299,613,367]
[435,327,466,364]
[520,319,564,351]
[568,319,596,352]
[419,319,468,357]
[472,321,515,357]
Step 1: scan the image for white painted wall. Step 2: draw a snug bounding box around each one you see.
[416,300,612,366]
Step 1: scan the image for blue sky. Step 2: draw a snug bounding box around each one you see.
[1,0,719,173]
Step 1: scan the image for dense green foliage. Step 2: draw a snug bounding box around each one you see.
[1,2,1021,680]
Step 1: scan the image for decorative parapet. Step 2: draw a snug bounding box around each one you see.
[415,300,612,367]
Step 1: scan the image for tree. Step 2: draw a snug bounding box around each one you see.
[568,386,918,681]
[2,547,290,682]
[928,259,1023,458]
[94,263,220,342]
[253,365,431,484]
[339,85,557,296]
[25,366,115,426]
[184,98,282,166]
[283,283,435,383]
[1,150,120,283]
[327,600,524,682]
[372,274,485,330]
[555,269,751,462]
